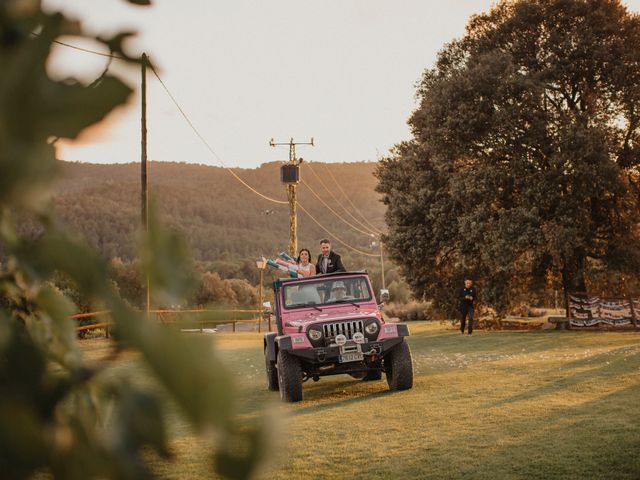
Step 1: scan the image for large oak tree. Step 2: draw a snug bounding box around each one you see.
[376,0,640,315]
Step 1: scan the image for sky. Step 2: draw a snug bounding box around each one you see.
[44,0,640,169]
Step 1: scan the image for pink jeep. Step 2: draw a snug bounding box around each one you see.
[264,272,413,402]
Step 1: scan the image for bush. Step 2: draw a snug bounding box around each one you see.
[383,301,432,321]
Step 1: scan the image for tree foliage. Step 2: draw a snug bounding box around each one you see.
[376,0,640,316]
[0,2,268,478]
[50,160,386,267]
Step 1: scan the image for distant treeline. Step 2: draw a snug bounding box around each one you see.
[32,160,410,309]
[53,160,385,267]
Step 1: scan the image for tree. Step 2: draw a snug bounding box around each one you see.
[376,0,640,316]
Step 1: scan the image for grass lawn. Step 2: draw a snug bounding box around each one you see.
[82,323,640,479]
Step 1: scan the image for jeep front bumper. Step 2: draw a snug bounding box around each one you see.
[277,324,409,364]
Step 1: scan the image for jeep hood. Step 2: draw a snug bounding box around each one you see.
[285,310,380,329]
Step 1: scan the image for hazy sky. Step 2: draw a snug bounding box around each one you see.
[45,0,640,169]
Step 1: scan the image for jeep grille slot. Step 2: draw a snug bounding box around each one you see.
[322,320,364,342]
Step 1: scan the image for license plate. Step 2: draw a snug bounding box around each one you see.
[339,352,363,363]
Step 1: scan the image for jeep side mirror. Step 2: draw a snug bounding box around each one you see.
[379,289,390,303]
[262,301,272,313]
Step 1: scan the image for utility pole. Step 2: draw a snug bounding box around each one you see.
[270,137,314,257]
[256,257,266,333]
[141,52,150,316]
[380,238,386,289]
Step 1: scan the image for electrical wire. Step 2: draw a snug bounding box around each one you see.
[51,38,125,59]
[300,179,375,237]
[321,162,384,235]
[39,34,385,240]
[34,32,288,205]
[304,162,382,236]
[297,202,380,257]
[148,64,288,205]
[36,34,385,263]
[31,32,126,59]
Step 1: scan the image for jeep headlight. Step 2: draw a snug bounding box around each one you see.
[308,327,323,341]
[365,321,379,335]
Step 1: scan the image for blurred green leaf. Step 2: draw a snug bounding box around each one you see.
[112,299,235,431]
[31,286,82,368]
[111,382,170,458]
[0,320,74,478]
[40,76,132,139]
[215,423,272,480]
[0,142,57,209]
[0,1,270,478]
[141,207,196,306]
[13,232,110,297]
[96,31,144,64]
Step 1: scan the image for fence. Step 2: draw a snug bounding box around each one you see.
[71,308,272,337]
[567,293,639,328]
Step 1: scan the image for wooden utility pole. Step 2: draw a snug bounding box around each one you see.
[258,267,264,333]
[380,238,386,289]
[270,137,314,257]
[141,52,150,316]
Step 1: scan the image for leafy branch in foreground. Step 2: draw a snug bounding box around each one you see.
[0,2,268,478]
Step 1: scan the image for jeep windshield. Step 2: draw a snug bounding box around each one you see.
[283,276,373,309]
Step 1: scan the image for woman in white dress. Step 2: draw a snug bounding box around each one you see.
[296,248,317,277]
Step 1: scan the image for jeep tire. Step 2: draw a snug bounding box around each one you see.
[385,341,413,391]
[277,349,303,402]
[265,351,279,391]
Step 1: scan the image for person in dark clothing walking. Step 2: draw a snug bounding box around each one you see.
[459,279,477,335]
[316,239,346,274]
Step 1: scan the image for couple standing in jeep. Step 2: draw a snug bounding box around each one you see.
[296,239,346,278]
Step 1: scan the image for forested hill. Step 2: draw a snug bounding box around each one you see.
[54,160,386,269]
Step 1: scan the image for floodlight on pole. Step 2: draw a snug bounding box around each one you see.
[269,137,314,257]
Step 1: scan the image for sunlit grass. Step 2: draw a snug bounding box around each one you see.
[81,323,640,479]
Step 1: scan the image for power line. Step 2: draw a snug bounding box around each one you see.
[51,39,125,59]
[300,179,375,237]
[31,32,126,59]
[304,162,382,236]
[148,64,288,205]
[142,64,289,205]
[36,34,387,263]
[321,163,384,235]
[297,202,380,257]
[35,33,288,206]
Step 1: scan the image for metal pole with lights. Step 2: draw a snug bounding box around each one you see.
[269,137,314,257]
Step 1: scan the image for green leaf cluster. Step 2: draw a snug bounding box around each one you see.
[0,2,268,478]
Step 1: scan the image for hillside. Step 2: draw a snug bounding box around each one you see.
[54,160,386,270]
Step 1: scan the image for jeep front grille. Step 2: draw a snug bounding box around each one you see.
[322,320,364,342]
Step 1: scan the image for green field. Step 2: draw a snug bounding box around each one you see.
[83,323,640,479]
